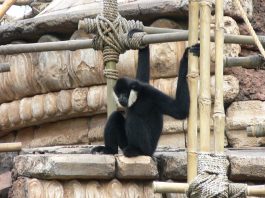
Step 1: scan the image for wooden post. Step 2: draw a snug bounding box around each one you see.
[103,0,118,117]
[199,0,212,152]
[0,0,17,19]
[213,0,225,152]
[187,0,199,183]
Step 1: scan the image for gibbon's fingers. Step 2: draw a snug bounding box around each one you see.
[189,43,200,57]
[112,91,123,108]
[128,90,138,107]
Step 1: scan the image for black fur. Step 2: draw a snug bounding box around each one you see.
[92,30,200,157]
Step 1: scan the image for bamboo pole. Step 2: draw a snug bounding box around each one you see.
[0,31,265,55]
[187,0,199,183]
[0,142,21,152]
[224,55,265,69]
[0,62,10,72]
[103,0,118,117]
[153,182,265,196]
[199,0,212,152]
[247,125,265,137]
[213,0,225,152]
[0,0,17,19]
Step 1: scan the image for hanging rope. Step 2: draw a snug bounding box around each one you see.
[234,0,265,59]
[186,153,247,198]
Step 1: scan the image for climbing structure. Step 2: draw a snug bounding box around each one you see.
[0,0,265,197]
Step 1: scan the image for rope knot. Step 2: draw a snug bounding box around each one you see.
[78,14,144,64]
[187,153,247,198]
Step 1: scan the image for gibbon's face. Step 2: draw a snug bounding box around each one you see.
[113,78,138,108]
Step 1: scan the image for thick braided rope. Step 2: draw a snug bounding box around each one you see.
[103,68,119,80]
[234,0,265,59]
[187,153,247,198]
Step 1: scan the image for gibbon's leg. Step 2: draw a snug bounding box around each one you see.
[92,111,127,154]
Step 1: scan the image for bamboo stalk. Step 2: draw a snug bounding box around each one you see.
[0,31,265,55]
[0,0,17,19]
[213,0,225,153]
[106,61,117,117]
[0,39,94,54]
[247,125,265,137]
[103,0,118,116]
[224,55,265,68]
[0,142,22,152]
[187,0,199,183]
[153,182,265,196]
[199,0,212,152]
[153,182,188,194]
[0,62,10,72]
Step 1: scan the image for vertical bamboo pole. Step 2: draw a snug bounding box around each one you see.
[0,0,16,19]
[214,0,225,152]
[187,0,199,183]
[199,0,212,152]
[103,0,118,117]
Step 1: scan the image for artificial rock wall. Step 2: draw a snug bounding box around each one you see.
[0,0,264,197]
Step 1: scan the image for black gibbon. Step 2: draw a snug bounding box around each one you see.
[92,30,200,157]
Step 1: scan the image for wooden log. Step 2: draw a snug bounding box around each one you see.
[0,75,239,136]
[0,0,253,44]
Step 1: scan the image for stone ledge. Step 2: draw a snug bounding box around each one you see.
[13,146,265,181]
[116,155,158,179]
[14,154,115,180]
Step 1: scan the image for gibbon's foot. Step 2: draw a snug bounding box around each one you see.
[189,43,200,57]
[123,147,145,157]
[91,146,117,155]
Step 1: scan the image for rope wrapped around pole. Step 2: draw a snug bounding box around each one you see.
[78,0,147,116]
[187,153,247,198]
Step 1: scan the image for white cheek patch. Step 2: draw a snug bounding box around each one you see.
[128,90,138,107]
[112,91,122,107]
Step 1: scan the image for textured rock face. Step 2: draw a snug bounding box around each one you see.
[226,100,265,147]
[226,0,265,101]
[225,67,265,101]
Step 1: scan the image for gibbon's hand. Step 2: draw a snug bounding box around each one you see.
[183,43,200,58]
[189,43,200,57]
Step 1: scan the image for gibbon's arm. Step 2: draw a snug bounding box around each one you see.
[128,28,150,83]
[136,46,150,83]
[140,48,190,120]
